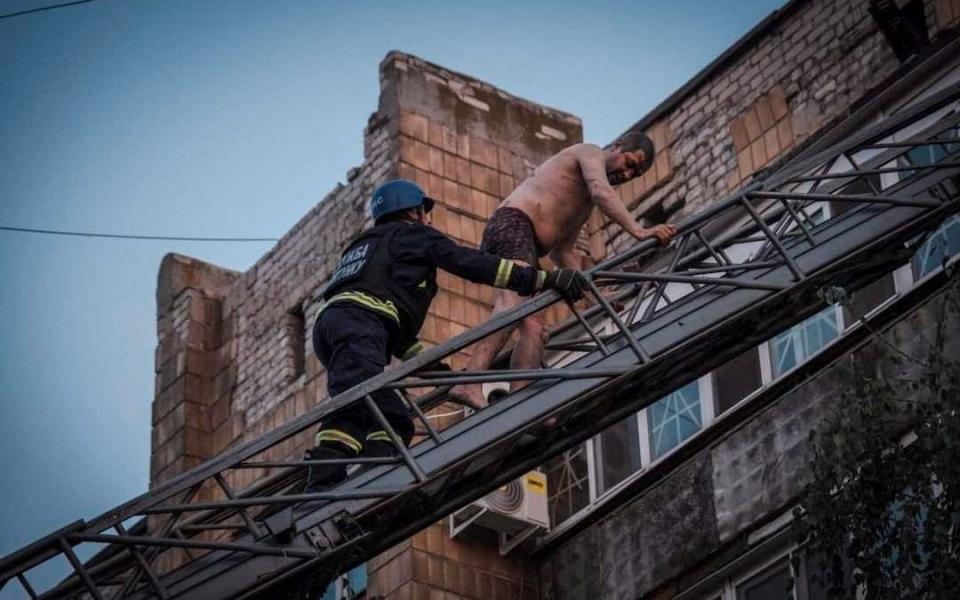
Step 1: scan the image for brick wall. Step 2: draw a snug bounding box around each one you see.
[934,0,960,31]
[152,51,581,593]
[153,255,239,485]
[365,52,581,600]
[595,0,956,254]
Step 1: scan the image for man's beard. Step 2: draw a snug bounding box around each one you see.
[607,171,625,185]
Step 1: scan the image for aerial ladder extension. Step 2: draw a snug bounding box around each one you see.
[2,83,959,600]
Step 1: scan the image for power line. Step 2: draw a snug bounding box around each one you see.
[0,225,278,242]
[0,0,100,20]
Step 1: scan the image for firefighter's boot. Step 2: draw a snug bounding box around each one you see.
[304,445,354,493]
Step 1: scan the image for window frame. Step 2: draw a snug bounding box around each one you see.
[729,555,795,600]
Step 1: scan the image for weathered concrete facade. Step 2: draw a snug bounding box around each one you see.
[538,275,960,599]
[151,0,960,596]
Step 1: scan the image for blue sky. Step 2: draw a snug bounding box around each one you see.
[0,0,784,592]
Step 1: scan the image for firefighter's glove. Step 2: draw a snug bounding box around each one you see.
[542,269,588,302]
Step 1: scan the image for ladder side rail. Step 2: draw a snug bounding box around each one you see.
[12,166,765,565]
[215,246,960,600]
[4,84,958,599]
[360,195,960,524]
[129,89,960,600]
[131,116,960,568]
[127,170,960,600]
[358,165,945,520]
[34,486,204,600]
[112,109,960,600]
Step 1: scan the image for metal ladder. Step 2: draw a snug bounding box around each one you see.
[2,82,959,600]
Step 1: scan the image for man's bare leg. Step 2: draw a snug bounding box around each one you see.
[508,311,547,391]
[448,288,522,409]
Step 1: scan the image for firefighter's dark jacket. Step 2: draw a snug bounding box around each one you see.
[319,220,544,359]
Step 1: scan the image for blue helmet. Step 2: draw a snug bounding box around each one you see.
[370,179,435,222]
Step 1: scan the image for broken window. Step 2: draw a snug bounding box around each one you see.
[713,347,763,415]
[594,415,642,494]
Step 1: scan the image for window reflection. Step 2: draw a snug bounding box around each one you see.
[321,564,367,600]
[544,444,590,525]
[912,214,960,278]
[648,381,702,460]
[771,307,840,377]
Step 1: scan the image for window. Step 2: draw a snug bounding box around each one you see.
[831,174,882,217]
[544,444,590,525]
[869,0,929,63]
[702,549,826,600]
[648,380,703,460]
[713,347,763,414]
[736,560,794,600]
[321,564,367,599]
[594,415,642,494]
[770,307,840,378]
[283,308,307,383]
[912,214,960,278]
[843,273,897,325]
[895,120,960,278]
[896,142,954,181]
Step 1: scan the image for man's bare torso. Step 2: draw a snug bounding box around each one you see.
[501,143,601,254]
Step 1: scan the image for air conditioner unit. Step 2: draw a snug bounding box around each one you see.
[449,471,550,555]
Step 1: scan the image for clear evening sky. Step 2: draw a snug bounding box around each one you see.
[0,0,784,592]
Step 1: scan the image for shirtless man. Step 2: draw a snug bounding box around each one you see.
[449,132,678,409]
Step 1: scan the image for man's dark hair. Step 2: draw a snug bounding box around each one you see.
[618,131,655,171]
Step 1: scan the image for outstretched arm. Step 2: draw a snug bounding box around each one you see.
[400,225,544,295]
[397,225,587,300]
[576,146,677,245]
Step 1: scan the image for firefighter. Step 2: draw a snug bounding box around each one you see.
[305,179,587,491]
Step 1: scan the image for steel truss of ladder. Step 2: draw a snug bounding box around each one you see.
[2,82,960,600]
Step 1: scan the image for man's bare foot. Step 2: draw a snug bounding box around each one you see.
[447,384,487,410]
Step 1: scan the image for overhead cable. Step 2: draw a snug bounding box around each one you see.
[0,225,278,242]
[0,0,101,20]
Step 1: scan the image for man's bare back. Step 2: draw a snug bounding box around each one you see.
[500,143,671,270]
[501,144,598,254]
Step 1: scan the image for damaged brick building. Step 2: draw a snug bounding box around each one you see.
[148,0,960,598]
